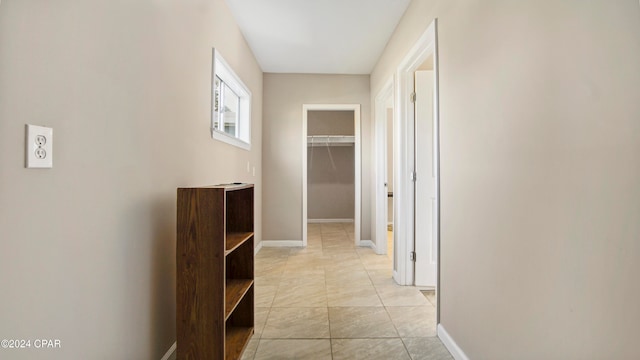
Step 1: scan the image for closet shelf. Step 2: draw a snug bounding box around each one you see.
[307,135,355,146]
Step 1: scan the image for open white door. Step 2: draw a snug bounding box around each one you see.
[391,19,438,286]
[414,70,437,287]
[374,80,394,255]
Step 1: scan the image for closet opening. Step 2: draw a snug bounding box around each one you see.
[302,104,361,247]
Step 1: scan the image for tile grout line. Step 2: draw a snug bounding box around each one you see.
[251,222,440,359]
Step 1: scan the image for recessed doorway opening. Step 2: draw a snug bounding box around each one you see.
[374,19,440,298]
[302,104,361,247]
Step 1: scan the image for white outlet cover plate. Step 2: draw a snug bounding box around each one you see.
[26,124,53,168]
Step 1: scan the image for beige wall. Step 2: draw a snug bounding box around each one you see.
[372,0,640,358]
[308,146,355,220]
[263,74,371,240]
[0,0,262,359]
[308,110,356,136]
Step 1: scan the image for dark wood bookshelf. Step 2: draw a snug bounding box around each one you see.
[225,326,253,360]
[225,232,254,255]
[177,184,254,360]
[225,279,253,320]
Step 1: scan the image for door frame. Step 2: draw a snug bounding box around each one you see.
[374,78,394,256]
[392,19,440,286]
[302,104,361,247]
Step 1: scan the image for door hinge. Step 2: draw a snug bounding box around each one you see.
[410,251,416,262]
[410,171,417,182]
[410,92,417,103]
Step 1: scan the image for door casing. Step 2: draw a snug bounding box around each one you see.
[414,70,437,287]
[374,79,395,256]
[380,20,439,289]
[302,104,361,247]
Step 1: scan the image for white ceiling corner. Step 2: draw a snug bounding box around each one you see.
[224,0,411,74]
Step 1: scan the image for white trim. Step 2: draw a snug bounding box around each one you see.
[254,241,263,255]
[414,285,435,291]
[211,48,252,150]
[302,104,361,248]
[307,135,355,145]
[433,18,442,324]
[355,106,362,248]
[308,218,354,224]
[160,342,176,360]
[393,269,401,284]
[394,20,438,286]
[369,240,379,253]
[374,77,394,256]
[358,240,375,248]
[302,107,308,247]
[262,240,304,247]
[211,129,250,150]
[437,324,470,360]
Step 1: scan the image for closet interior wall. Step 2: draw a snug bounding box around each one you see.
[307,110,355,222]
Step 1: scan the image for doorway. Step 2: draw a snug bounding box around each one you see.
[374,20,439,290]
[414,62,437,288]
[374,79,397,279]
[302,104,361,247]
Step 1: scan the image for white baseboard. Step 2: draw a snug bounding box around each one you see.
[358,240,374,248]
[437,324,469,360]
[160,342,176,360]
[369,240,379,253]
[262,240,304,247]
[415,285,436,291]
[254,241,263,255]
[367,240,388,255]
[307,218,354,223]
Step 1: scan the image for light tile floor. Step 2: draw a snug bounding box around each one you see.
[242,223,452,360]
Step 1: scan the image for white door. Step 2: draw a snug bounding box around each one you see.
[414,70,437,287]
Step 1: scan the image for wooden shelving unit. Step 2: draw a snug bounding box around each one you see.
[176,184,254,360]
[226,232,254,255]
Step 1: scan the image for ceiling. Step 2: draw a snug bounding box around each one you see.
[225,0,411,75]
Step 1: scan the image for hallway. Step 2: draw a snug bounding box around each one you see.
[242,223,452,359]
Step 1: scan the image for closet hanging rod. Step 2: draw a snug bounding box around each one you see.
[307,135,355,146]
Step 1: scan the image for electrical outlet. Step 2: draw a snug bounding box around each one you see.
[25,124,53,168]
